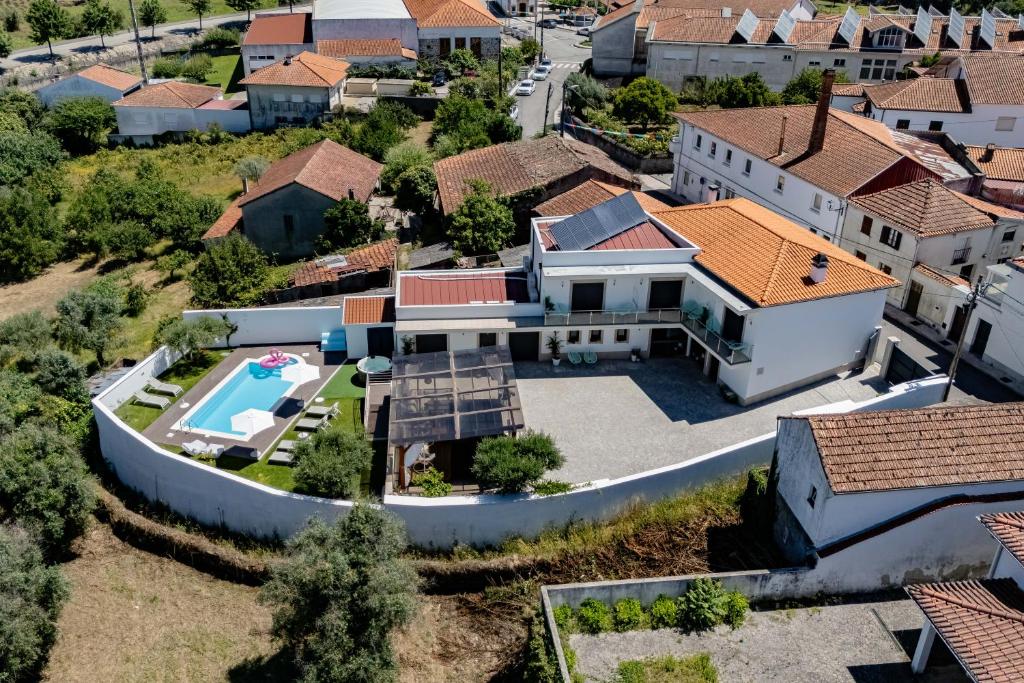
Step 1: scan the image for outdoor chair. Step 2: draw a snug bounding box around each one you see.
[295,415,328,431]
[133,390,170,410]
[682,301,702,320]
[147,378,183,396]
[268,450,295,466]
[182,439,209,456]
[410,451,436,475]
[568,351,583,365]
[305,402,339,418]
[583,351,598,365]
[277,440,296,452]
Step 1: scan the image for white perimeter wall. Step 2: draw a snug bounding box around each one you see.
[182,306,343,346]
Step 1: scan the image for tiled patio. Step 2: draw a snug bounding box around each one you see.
[142,344,345,457]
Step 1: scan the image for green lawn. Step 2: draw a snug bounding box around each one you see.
[202,53,244,94]
[114,350,225,431]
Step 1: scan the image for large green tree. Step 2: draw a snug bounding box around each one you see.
[137,0,166,38]
[25,0,70,58]
[393,165,436,216]
[42,96,116,154]
[156,316,231,359]
[612,77,677,131]
[80,0,123,48]
[381,142,432,192]
[0,186,61,283]
[225,0,261,20]
[184,0,211,29]
[260,505,418,683]
[447,179,514,256]
[781,68,850,105]
[188,233,271,308]
[318,199,384,252]
[0,128,64,186]
[292,427,373,499]
[53,285,123,366]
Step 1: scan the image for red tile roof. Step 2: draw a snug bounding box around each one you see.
[965,145,1024,182]
[913,263,969,289]
[786,402,1024,493]
[238,139,382,207]
[592,222,676,250]
[289,239,398,286]
[403,0,499,27]
[75,63,142,91]
[398,269,531,306]
[981,511,1024,567]
[960,54,1024,106]
[113,81,220,108]
[535,182,668,217]
[652,198,898,307]
[343,295,396,324]
[907,579,1024,683]
[242,13,312,45]
[316,39,416,59]
[862,78,969,113]
[201,197,244,240]
[239,51,349,88]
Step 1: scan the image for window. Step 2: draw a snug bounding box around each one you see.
[879,263,892,275]
[860,58,897,80]
[808,60,821,67]
[880,225,902,250]
[589,330,603,344]
[782,54,793,61]
[454,37,466,49]
[928,120,943,132]
[860,216,873,235]
[272,93,287,102]
[724,149,732,165]
[682,171,691,186]
[694,133,703,150]
[807,485,817,508]
[283,214,295,241]
[775,175,785,193]
[615,329,629,343]
[724,187,736,199]
[743,159,752,176]
[855,250,867,261]
[874,26,903,48]
[479,332,497,347]
[895,119,910,130]
[1002,229,1016,243]
[960,263,974,280]
[709,141,717,158]
[567,330,581,344]
[811,193,822,213]
[996,117,1016,132]
[291,94,304,103]
[833,58,846,67]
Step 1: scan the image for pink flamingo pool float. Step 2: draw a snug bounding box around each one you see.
[259,349,291,369]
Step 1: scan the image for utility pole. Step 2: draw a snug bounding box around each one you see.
[127,0,149,84]
[942,280,983,402]
[498,44,504,94]
[560,80,566,137]
[542,81,553,134]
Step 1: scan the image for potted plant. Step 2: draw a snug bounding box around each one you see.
[546,332,563,366]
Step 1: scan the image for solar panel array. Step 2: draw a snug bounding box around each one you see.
[838,6,861,44]
[548,192,650,252]
[897,5,914,15]
[914,6,933,46]
[980,8,996,48]
[736,8,759,42]
[947,7,965,47]
[927,5,944,16]
[773,9,796,42]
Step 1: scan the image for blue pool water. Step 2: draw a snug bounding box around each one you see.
[185,361,294,436]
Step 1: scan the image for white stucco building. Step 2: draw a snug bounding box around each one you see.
[111,82,250,145]
[963,257,1024,396]
[241,12,315,75]
[239,51,348,130]
[35,63,142,107]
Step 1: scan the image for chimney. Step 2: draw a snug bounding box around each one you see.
[284,55,293,65]
[809,252,829,283]
[777,113,788,157]
[348,188,356,200]
[808,68,835,155]
[721,6,732,16]
[982,143,996,162]
[703,183,720,203]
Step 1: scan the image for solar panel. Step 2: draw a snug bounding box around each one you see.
[897,5,914,15]
[773,9,797,42]
[927,5,944,17]
[1019,13,1024,30]
[867,4,880,16]
[548,192,650,252]
[980,8,996,48]
[914,6,933,46]
[838,6,861,44]
[992,7,1008,18]
[947,7,965,47]
[736,8,759,42]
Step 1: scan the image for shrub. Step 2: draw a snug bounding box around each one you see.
[156,316,230,358]
[410,80,433,96]
[0,524,70,681]
[0,31,12,59]
[318,199,385,251]
[575,598,613,634]
[42,95,115,154]
[740,466,770,528]
[0,311,51,361]
[553,603,575,634]
[196,26,239,48]
[649,594,678,629]
[381,141,433,192]
[723,591,748,629]
[393,164,436,216]
[613,598,649,632]
[524,612,559,683]
[447,179,514,256]
[124,282,148,317]
[292,427,372,499]
[4,9,18,32]
[471,430,564,493]
[188,233,271,308]
[150,56,181,78]
[411,466,451,497]
[614,654,718,683]
[677,578,727,632]
[54,284,122,366]
[33,348,87,402]
[532,480,573,496]
[180,53,213,81]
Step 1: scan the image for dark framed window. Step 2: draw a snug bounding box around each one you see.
[807,485,817,508]
[880,225,902,250]
[478,332,497,347]
[567,330,580,344]
[1002,230,1016,243]
[860,216,873,235]
[879,263,892,275]
[895,119,910,130]
[743,159,752,175]
[570,282,604,312]
[928,120,943,131]
[589,329,603,344]
[855,250,867,261]
[724,149,732,165]
[615,329,629,343]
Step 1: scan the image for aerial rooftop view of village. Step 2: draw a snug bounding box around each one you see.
[1,0,1024,679]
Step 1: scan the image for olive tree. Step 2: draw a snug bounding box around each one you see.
[292,426,373,499]
[156,316,231,359]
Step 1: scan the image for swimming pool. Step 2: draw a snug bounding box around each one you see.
[175,357,301,440]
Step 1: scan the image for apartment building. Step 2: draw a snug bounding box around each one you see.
[963,257,1024,396]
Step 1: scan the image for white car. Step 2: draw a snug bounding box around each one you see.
[531,65,551,81]
[577,26,591,36]
[516,79,536,96]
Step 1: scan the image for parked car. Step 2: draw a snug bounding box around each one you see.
[577,26,591,36]
[531,65,551,81]
[516,79,536,96]
[539,18,558,28]
[540,57,553,67]
[432,71,447,86]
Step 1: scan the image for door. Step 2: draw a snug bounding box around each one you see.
[508,332,540,361]
[722,308,744,343]
[571,282,605,312]
[367,327,394,358]
[706,355,720,383]
[415,334,448,353]
[649,328,685,358]
[648,280,683,311]
[948,305,967,341]
[479,332,497,348]
[970,319,992,357]
[904,280,923,317]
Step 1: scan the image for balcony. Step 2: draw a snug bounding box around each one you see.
[544,307,684,326]
[681,314,752,365]
[951,246,972,265]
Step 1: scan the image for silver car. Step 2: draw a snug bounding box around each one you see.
[516,79,536,96]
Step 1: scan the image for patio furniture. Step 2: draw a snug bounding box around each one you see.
[147,378,183,396]
[410,450,436,475]
[583,351,598,365]
[133,390,170,409]
[268,450,295,465]
[277,440,297,452]
[295,415,329,431]
[207,443,225,458]
[568,351,583,365]
[305,402,339,418]
[182,439,209,456]
[223,445,259,460]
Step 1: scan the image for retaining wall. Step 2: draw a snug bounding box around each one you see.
[182,307,342,346]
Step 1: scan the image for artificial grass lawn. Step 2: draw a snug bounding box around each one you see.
[202,53,244,94]
[114,350,225,431]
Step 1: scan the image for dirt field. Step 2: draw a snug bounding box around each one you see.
[0,259,101,320]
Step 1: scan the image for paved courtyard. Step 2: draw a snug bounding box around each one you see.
[514,358,887,483]
[570,597,968,682]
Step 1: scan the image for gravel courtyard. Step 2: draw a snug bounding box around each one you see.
[514,359,886,483]
[570,597,968,682]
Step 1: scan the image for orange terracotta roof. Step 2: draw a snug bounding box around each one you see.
[317,39,417,59]
[907,579,1024,683]
[113,81,220,108]
[238,139,382,206]
[652,198,898,307]
[597,0,792,31]
[348,238,399,271]
[342,295,396,324]
[960,54,1024,106]
[201,197,243,240]
[849,179,1013,238]
[831,83,865,97]
[534,180,629,216]
[965,145,1024,182]
[863,78,969,113]
[981,511,1024,567]
[75,63,142,91]
[403,0,499,28]
[239,51,349,88]
[242,13,312,45]
[786,402,1024,493]
[289,239,398,286]
[434,136,635,214]
[913,263,969,289]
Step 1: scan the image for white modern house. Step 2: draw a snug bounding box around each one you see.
[772,402,1024,563]
[35,63,142,107]
[840,179,1024,332]
[963,257,1024,396]
[111,82,251,145]
[343,191,897,405]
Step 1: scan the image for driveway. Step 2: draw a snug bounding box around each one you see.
[514,358,886,483]
[570,597,968,682]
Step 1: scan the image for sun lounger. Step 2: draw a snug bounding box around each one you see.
[568,351,583,365]
[133,390,170,409]
[277,440,296,452]
[182,439,209,456]
[583,351,598,365]
[304,402,339,418]
[268,450,295,465]
[147,378,183,396]
[295,415,328,431]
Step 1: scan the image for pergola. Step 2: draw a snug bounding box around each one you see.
[389,346,525,488]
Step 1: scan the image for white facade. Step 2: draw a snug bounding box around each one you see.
[36,72,140,107]
[242,42,316,75]
[863,103,1024,148]
[670,121,847,240]
[113,101,251,144]
[964,260,1024,396]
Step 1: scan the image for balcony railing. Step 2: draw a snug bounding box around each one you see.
[681,314,752,365]
[951,246,972,265]
[544,308,684,326]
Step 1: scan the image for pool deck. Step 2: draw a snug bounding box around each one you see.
[142,344,345,458]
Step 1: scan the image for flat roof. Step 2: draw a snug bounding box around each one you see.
[314,0,411,20]
[398,269,532,307]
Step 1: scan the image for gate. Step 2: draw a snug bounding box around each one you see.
[885,346,933,385]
